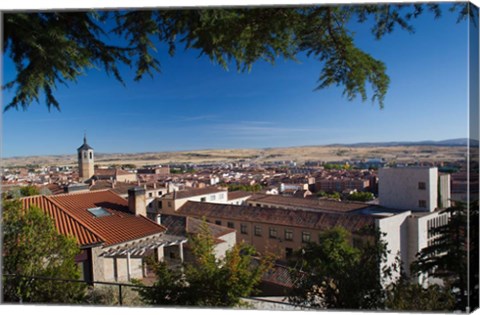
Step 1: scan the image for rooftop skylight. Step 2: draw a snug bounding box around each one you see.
[88,207,111,218]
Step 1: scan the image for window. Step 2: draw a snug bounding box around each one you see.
[78,152,81,159]
[285,248,293,259]
[418,182,426,190]
[219,193,225,200]
[89,152,93,159]
[167,201,172,208]
[148,192,153,197]
[302,232,311,243]
[158,201,162,209]
[241,224,248,234]
[419,200,427,208]
[215,220,222,225]
[200,197,206,202]
[87,207,111,218]
[84,152,87,158]
[227,222,235,229]
[210,195,216,201]
[158,191,162,196]
[284,229,293,241]
[254,225,262,237]
[269,227,277,239]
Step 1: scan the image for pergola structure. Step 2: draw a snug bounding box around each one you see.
[102,233,188,281]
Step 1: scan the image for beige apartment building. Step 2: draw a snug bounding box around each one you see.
[176,201,376,260]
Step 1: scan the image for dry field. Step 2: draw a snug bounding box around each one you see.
[3,145,467,168]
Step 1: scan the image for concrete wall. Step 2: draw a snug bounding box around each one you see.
[214,231,236,259]
[379,167,438,212]
[375,211,411,284]
[439,173,451,208]
[91,245,145,283]
[407,211,449,285]
[91,246,106,282]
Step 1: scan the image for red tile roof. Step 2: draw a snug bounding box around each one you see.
[227,190,253,200]
[22,195,103,247]
[248,194,369,213]
[177,201,375,232]
[22,190,167,247]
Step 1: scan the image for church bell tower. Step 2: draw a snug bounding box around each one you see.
[77,134,94,181]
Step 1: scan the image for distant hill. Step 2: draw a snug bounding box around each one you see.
[327,138,476,147]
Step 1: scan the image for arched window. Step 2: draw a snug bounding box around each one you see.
[78,152,81,159]
[84,152,87,158]
[89,152,93,159]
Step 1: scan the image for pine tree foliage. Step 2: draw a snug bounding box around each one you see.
[411,201,478,311]
[3,3,473,111]
[2,199,86,303]
[385,274,455,311]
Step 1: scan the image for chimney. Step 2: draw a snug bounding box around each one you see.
[128,186,146,217]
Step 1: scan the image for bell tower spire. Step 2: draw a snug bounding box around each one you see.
[77,133,94,182]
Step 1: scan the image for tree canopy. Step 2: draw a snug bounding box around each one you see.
[288,226,393,310]
[135,221,272,307]
[3,3,473,111]
[411,201,478,311]
[2,199,86,303]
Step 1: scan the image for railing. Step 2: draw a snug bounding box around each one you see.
[2,274,304,309]
[2,274,152,306]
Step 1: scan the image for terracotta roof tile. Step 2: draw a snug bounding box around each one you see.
[49,190,166,246]
[21,195,103,247]
[227,190,253,200]
[248,194,369,213]
[177,201,375,231]
[161,214,234,239]
[21,190,167,247]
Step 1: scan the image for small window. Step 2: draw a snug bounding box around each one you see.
[210,195,216,201]
[256,203,261,207]
[148,192,153,197]
[285,229,293,241]
[169,252,177,259]
[227,222,235,229]
[87,207,111,218]
[241,224,248,234]
[89,152,93,159]
[158,191,162,196]
[219,193,225,200]
[418,182,426,190]
[84,152,87,158]
[285,247,293,259]
[200,197,206,202]
[167,201,172,207]
[302,232,311,243]
[419,200,427,208]
[269,227,277,239]
[158,201,162,209]
[254,225,262,237]
[215,220,222,225]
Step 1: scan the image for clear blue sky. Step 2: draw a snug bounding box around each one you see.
[2,4,470,157]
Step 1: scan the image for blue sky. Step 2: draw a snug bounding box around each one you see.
[2,4,470,157]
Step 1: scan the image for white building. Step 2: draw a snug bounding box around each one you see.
[378,167,438,212]
[375,167,450,285]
